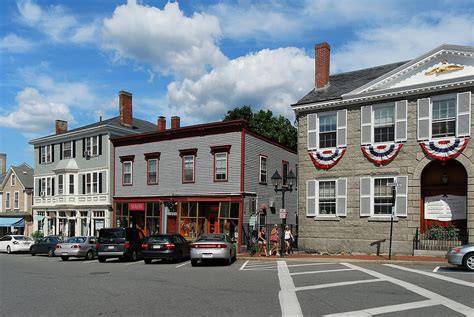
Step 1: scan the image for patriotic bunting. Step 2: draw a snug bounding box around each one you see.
[420,138,469,161]
[361,143,403,166]
[308,148,346,170]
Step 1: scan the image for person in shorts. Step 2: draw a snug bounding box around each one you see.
[270,224,280,256]
[284,226,294,255]
[258,226,268,256]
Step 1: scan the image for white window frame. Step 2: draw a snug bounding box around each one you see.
[69,174,75,194]
[373,103,395,144]
[122,161,133,186]
[214,152,228,181]
[84,172,100,194]
[259,155,267,184]
[13,191,19,209]
[431,94,456,139]
[307,178,347,218]
[85,136,100,156]
[40,145,52,164]
[317,179,337,217]
[11,174,16,186]
[46,177,52,196]
[58,175,64,195]
[63,141,73,159]
[5,192,11,209]
[182,155,195,183]
[147,159,159,185]
[318,111,337,149]
[373,177,395,217]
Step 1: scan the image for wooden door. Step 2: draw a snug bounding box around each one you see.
[167,216,177,234]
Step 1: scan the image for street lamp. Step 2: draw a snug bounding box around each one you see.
[271,169,296,257]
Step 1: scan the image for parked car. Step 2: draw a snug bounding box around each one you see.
[0,235,34,253]
[97,227,144,262]
[446,244,474,272]
[190,233,236,266]
[142,234,190,264]
[55,236,97,261]
[30,235,63,256]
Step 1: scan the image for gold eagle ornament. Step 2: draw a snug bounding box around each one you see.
[425,60,464,75]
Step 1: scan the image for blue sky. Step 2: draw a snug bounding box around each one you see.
[1,0,473,167]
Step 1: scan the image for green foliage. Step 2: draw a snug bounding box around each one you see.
[223,106,297,149]
[426,223,459,240]
[32,230,44,239]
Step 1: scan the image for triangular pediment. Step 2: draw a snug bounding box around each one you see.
[346,44,474,97]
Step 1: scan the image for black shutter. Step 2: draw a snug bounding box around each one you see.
[82,138,86,157]
[51,144,55,162]
[99,172,103,193]
[73,141,76,158]
[60,143,63,160]
[52,177,55,196]
[38,147,41,164]
[99,135,103,155]
[82,174,86,194]
[38,179,42,196]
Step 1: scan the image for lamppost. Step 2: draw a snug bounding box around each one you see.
[271,169,296,257]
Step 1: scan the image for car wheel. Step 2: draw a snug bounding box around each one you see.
[144,259,152,264]
[47,248,54,257]
[176,252,182,263]
[130,250,137,262]
[30,247,35,256]
[7,246,11,254]
[61,256,69,261]
[85,250,93,260]
[191,259,198,267]
[463,252,474,272]
[98,257,106,263]
[225,257,232,266]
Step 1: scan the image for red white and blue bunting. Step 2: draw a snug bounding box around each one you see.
[308,148,346,170]
[420,138,469,161]
[361,143,403,166]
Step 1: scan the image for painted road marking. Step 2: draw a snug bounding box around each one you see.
[295,279,382,292]
[385,264,474,288]
[324,299,437,317]
[124,261,143,266]
[239,260,249,270]
[83,260,97,264]
[343,263,474,316]
[287,262,335,268]
[290,268,354,276]
[176,261,190,268]
[277,261,303,317]
[433,266,439,273]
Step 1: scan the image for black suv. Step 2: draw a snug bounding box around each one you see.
[97,228,144,262]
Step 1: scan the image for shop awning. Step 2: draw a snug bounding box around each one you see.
[0,217,25,227]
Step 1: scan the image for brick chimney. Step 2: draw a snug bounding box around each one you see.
[315,42,330,89]
[157,116,166,131]
[171,116,180,129]
[119,90,133,127]
[55,120,68,134]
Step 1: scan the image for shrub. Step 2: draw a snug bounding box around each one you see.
[32,230,44,239]
[426,223,459,240]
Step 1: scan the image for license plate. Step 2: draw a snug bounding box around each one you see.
[62,252,68,255]
[107,246,115,250]
[202,253,213,258]
[153,245,162,249]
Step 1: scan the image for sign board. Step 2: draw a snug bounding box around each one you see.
[249,215,257,227]
[279,208,288,219]
[128,203,145,211]
[424,195,467,221]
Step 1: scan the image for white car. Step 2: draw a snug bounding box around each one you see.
[0,235,34,253]
[190,233,237,266]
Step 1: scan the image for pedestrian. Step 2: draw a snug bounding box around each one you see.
[270,224,280,256]
[284,226,294,255]
[258,226,268,256]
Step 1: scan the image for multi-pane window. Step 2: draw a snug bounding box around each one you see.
[85,136,99,156]
[58,175,64,194]
[432,98,456,138]
[14,192,19,209]
[69,174,74,194]
[63,141,72,159]
[259,155,267,184]
[11,174,16,186]
[282,161,289,187]
[93,173,98,193]
[40,145,52,164]
[147,159,158,185]
[85,172,100,193]
[46,178,52,196]
[319,114,337,148]
[374,105,395,143]
[318,181,336,215]
[374,178,394,215]
[123,162,133,185]
[5,192,11,209]
[183,155,195,183]
[214,153,227,181]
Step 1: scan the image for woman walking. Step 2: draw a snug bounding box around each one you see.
[257,226,268,256]
[270,224,280,256]
[284,226,294,255]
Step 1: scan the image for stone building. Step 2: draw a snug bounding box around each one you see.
[292,43,473,255]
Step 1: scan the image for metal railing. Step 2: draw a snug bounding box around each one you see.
[413,227,468,252]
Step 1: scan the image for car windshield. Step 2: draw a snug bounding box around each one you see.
[197,234,225,242]
[13,236,33,241]
[146,236,171,243]
[99,229,125,239]
[65,237,86,243]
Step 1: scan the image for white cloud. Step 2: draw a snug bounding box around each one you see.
[71,23,98,44]
[167,47,313,122]
[0,88,73,132]
[332,14,474,72]
[16,0,42,25]
[0,34,34,52]
[102,0,227,79]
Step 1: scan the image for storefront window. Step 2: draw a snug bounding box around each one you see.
[218,202,240,241]
[145,202,160,236]
[180,202,198,239]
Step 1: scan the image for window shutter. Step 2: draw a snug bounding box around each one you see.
[360,177,372,216]
[395,176,408,217]
[337,109,347,147]
[99,172,103,194]
[82,174,85,194]
[38,179,42,196]
[306,180,317,216]
[52,178,55,196]
[336,178,347,217]
[73,141,76,158]
[307,114,317,150]
[60,143,63,160]
[38,147,41,164]
[417,98,431,140]
[51,144,55,162]
[456,92,471,137]
[361,106,372,145]
[395,100,408,142]
[99,135,103,155]
[82,138,86,157]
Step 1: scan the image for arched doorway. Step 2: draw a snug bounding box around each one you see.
[421,160,468,241]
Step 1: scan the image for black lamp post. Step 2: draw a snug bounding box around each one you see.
[271,169,296,257]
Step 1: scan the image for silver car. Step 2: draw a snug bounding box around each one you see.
[55,236,97,261]
[446,244,474,272]
[190,233,236,266]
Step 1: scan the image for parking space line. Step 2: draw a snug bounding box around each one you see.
[83,260,97,264]
[124,261,143,266]
[343,263,474,316]
[48,259,59,262]
[176,261,189,268]
[290,268,354,276]
[295,278,381,292]
[241,268,277,271]
[277,261,303,317]
[323,299,437,317]
[287,262,334,268]
[433,266,439,273]
[239,260,249,270]
[385,264,474,288]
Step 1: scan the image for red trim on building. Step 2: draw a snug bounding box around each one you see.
[114,196,243,203]
[259,154,268,185]
[181,154,196,184]
[213,151,228,183]
[144,152,161,160]
[121,161,133,186]
[179,148,198,157]
[119,155,135,162]
[146,158,159,185]
[210,144,231,154]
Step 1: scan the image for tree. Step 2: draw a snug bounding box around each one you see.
[223,106,297,150]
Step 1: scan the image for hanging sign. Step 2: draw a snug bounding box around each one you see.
[308,148,346,169]
[128,203,145,211]
[361,143,403,166]
[424,195,467,221]
[419,138,469,161]
[249,215,257,228]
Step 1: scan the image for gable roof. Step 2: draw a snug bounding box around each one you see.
[1,163,34,190]
[293,61,406,106]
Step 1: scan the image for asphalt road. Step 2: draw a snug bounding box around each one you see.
[1,253,473,316]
